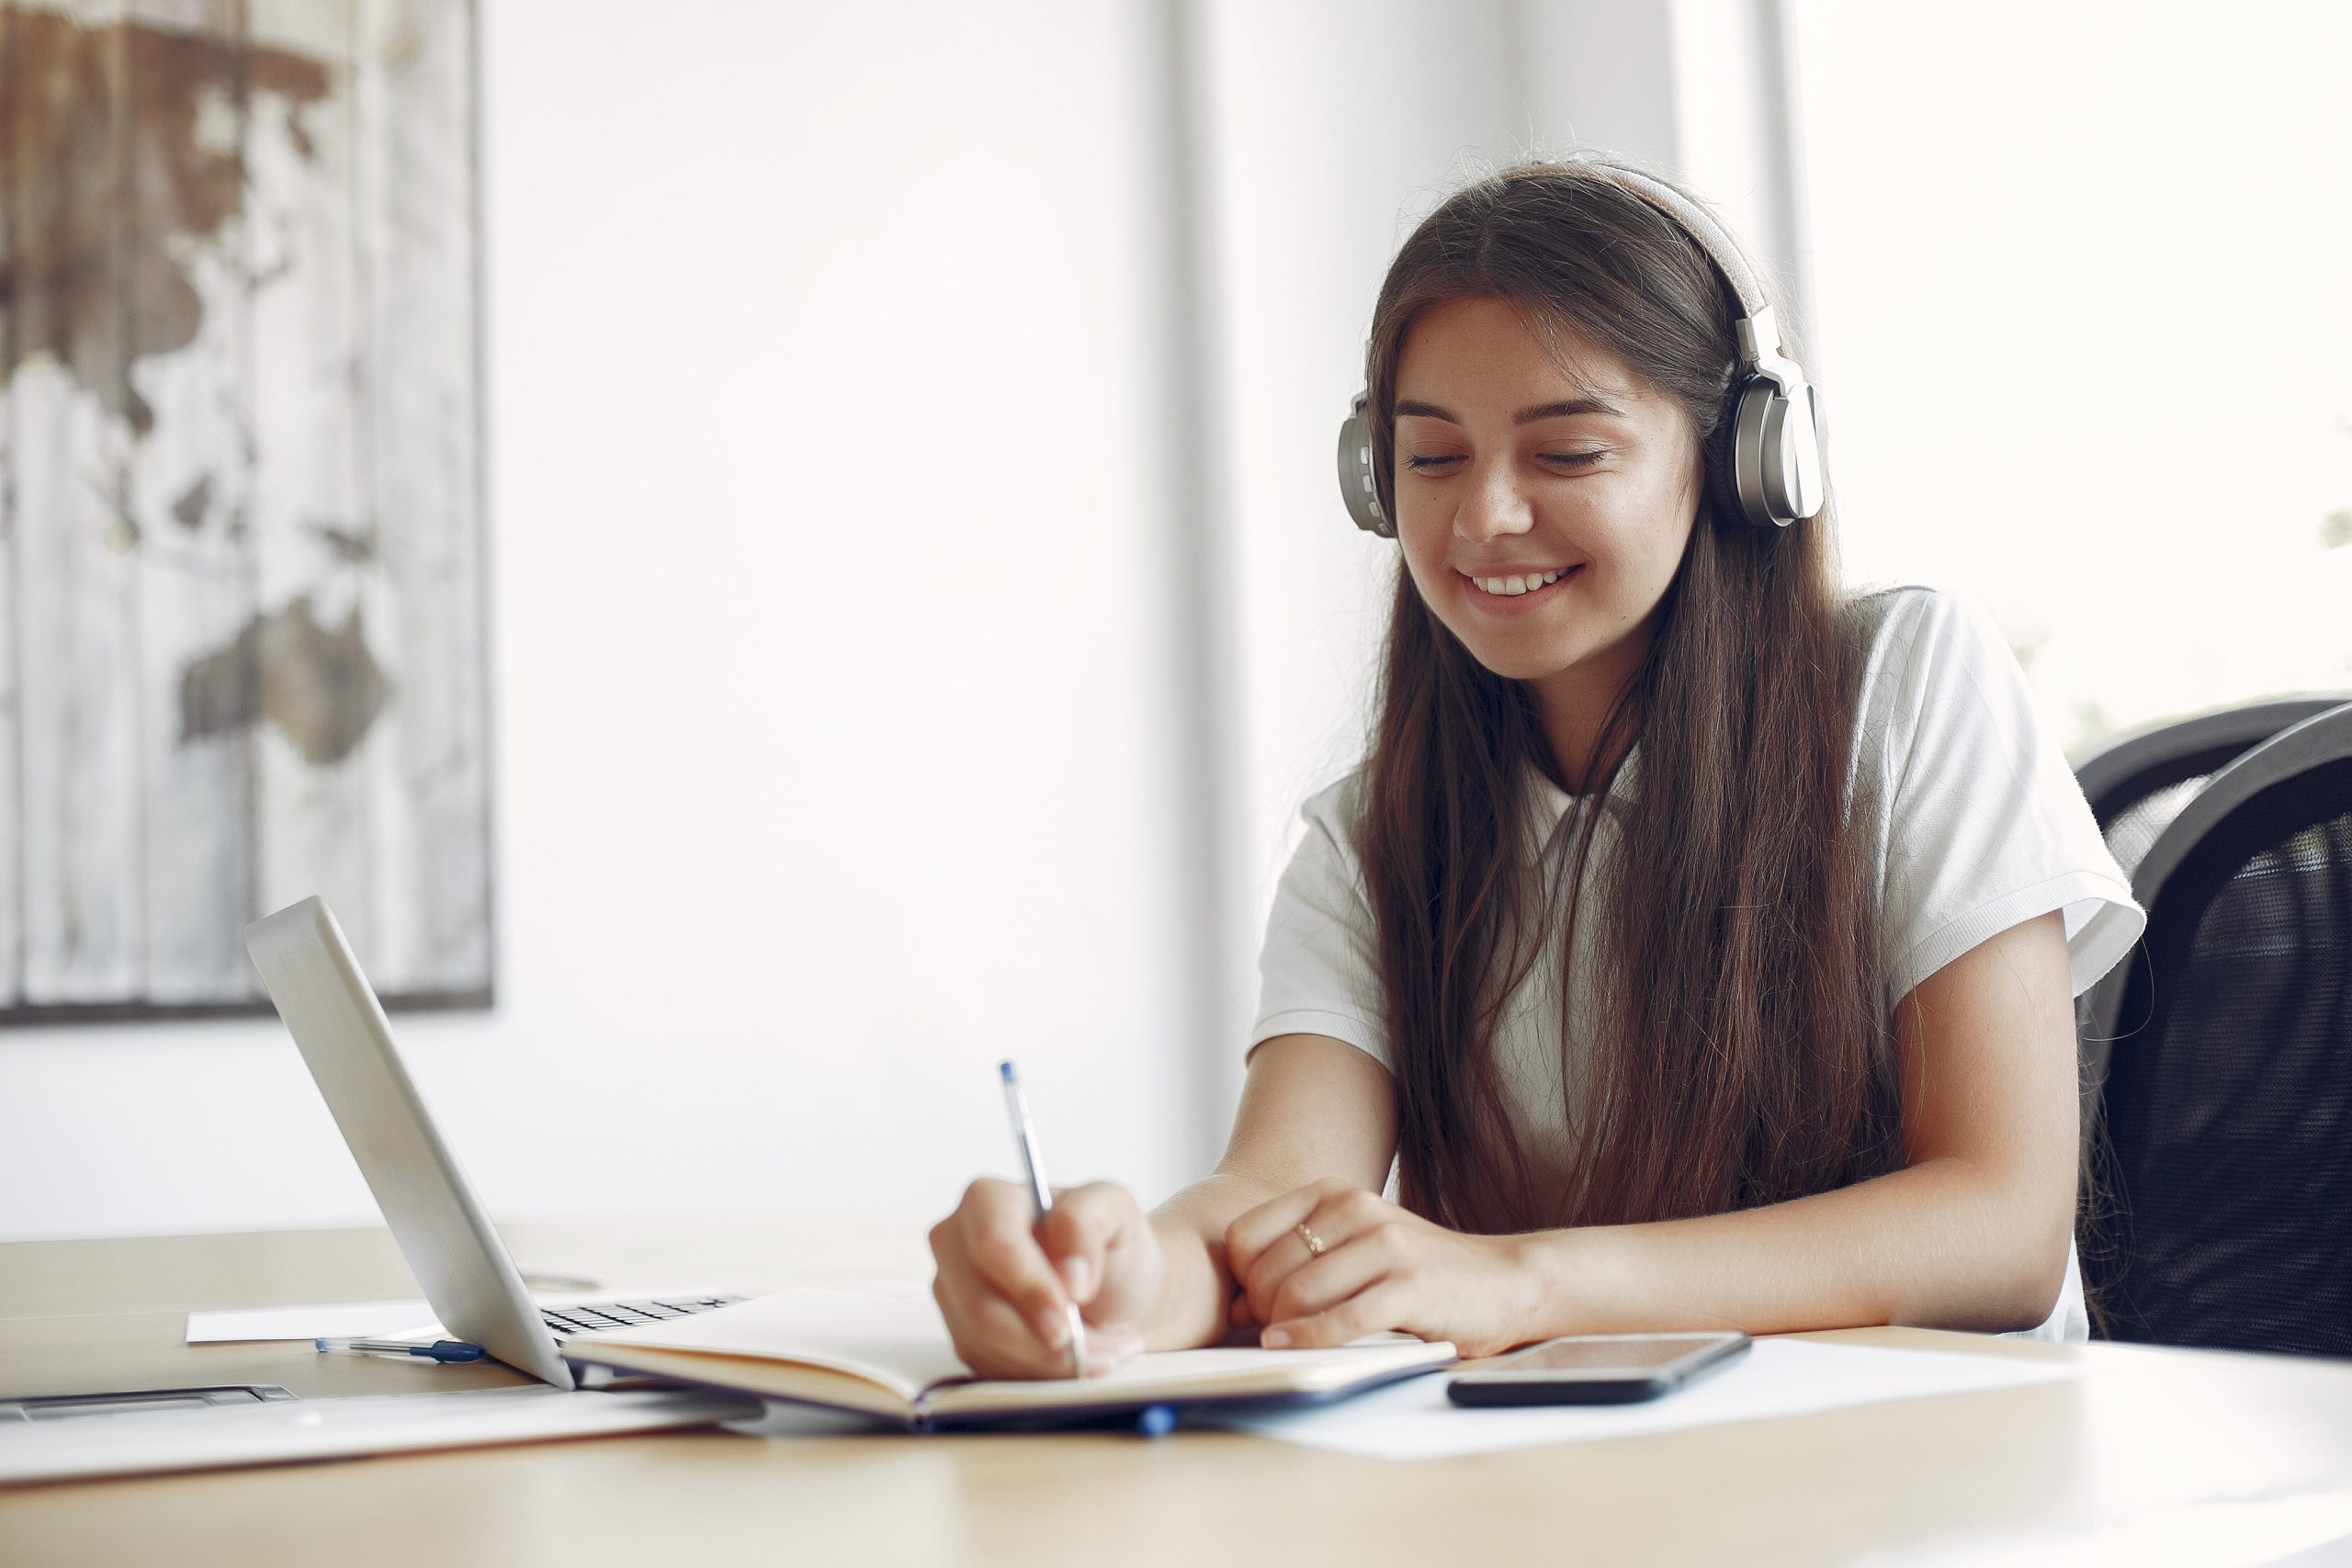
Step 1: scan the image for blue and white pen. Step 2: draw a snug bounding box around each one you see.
[316,1337,486,1363]
[998,1059,1089,1380]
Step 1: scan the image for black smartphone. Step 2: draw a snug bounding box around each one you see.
[1446,1331,1752,1406]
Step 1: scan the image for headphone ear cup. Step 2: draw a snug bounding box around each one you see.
[1734,378,1785,527]
[1728,377,1824,527]
[1335,394,1393,536]
[1780,383,1826,520]
[1702,382,1753,528]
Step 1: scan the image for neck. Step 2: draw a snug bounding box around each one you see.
[1529,626,1652,794]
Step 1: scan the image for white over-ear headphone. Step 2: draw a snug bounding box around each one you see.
[1336,159,1825,536]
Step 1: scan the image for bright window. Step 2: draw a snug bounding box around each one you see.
[1790,2,2352,756]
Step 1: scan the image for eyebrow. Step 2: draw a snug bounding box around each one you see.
[1394,396,1624,425]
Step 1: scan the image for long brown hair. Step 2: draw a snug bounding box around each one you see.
[1360,161,1905,1235]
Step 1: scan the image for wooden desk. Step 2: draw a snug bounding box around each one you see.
[4,1216,2350,1567]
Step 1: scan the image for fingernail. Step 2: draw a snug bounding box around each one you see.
[1059,1256,1092,1303]
[1034,1309,1070,1349]
[1261,1327,1291,1348]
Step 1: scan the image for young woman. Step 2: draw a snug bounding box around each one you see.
[928,158,2143,1377]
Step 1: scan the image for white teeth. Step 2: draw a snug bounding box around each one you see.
[1469,568,1570,597]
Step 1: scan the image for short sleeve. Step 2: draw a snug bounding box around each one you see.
[1864,589,2144,1003]
[1247,775,1393,1072]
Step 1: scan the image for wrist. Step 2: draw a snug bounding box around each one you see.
[1511,1224,1612,1340]
[1138,1207,1226,1352]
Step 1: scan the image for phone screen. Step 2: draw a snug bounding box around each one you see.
[1492,1336,1730,1374]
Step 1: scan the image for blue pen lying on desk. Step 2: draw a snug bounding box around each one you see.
[316,1337,487,1363]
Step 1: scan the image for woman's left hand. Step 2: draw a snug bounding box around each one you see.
[1223,1178,1542,1358]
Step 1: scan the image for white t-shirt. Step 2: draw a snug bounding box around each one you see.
[1247,586,2145,1343]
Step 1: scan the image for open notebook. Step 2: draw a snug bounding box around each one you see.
[559,1286,1457,1429]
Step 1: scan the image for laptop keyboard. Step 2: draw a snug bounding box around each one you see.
[539,1296,743,1338]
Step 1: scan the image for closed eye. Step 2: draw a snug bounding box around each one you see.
[1402,452,1606,471]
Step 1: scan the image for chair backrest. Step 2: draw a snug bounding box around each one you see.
[2069,698,2347,1175]
[2077,701,2352,1355]
[2076,698,2346,879]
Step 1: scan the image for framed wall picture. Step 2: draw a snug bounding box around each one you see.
[0,0,492,1019]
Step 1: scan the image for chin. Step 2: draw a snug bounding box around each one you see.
[1453,632,1584,683]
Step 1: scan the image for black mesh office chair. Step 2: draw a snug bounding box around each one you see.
[2077,701,2352,1355]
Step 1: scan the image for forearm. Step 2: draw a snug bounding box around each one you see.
[1142,1172,1285,1351]
[1522,1156,2074,1338]
[1136,1036,1399,1350]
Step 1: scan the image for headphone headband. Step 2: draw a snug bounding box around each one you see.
[1336,158,1825,536]
[1579,162,1768,318]
[1577,161,1804,395]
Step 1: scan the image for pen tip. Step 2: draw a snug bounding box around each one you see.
[998,1060,1015,1082]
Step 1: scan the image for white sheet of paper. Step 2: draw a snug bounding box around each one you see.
[187,1298,444,1343]
[1201,1338,2076,1461]
[184,1286,729,1344]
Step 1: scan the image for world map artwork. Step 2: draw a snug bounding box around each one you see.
[0,1,490,1016]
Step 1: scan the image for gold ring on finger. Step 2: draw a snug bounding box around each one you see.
[1295,1222,1327,1258]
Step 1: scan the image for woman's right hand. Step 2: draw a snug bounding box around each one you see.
[928,1178,1163,1379]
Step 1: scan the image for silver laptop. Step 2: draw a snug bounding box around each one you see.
[243,897,739,1389]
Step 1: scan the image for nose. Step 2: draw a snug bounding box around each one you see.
[1453,456,1534,543]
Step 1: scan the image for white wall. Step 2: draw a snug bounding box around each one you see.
[0,0,1208,1240]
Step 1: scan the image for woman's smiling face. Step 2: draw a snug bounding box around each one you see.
[1392,296,1704,711]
